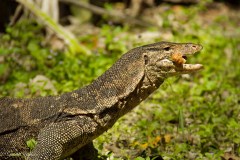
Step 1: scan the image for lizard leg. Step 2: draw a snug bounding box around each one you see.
[28,117,98,160]
[71,141,99,160]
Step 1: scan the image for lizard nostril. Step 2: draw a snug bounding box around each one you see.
[192,45,197,49]
[164,47,171,51]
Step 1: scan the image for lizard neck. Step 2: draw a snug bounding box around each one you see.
[68,49,146,114]
[119,74,164,116]
[92,74,164,130]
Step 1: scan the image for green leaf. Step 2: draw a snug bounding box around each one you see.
[134,157,146,160]
[26,139,37,151]
[178,107,184,132]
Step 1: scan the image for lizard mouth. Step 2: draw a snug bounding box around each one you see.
[172,53,203,73]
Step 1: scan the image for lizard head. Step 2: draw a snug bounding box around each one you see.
[142,42,203,79]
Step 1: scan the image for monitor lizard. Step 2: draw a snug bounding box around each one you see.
[0,42,203,159]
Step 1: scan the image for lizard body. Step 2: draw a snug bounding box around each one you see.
[0,42,203,159]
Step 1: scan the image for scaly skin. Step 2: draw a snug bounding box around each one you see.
[0,42,203,159]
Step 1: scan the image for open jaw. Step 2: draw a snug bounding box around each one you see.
[172,52,203,74]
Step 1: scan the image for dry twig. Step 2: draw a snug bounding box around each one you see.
[16,0,91,55]
[60,0,153,27]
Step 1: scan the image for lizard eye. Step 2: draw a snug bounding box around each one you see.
[163,47,171,51]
